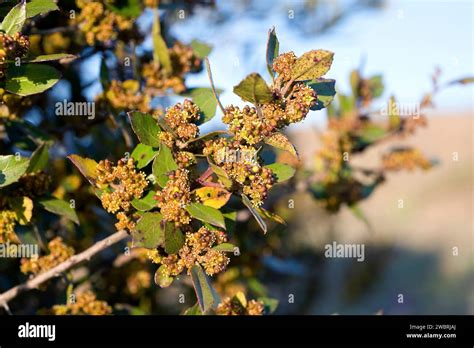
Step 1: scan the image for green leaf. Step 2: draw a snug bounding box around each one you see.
[350,69,360,98]
[26,0,59,18]
[190,265,220,313]
[68,155,99,187]
[154,264,174,288]
[306,78,336,111]
[26,143,49,173]
[106,0,141,17]
[38,197,79,224]
[291,50,334,81]
[100,55,110,90]
[0,1,26,35]
[152,9,171,72]
[131,143,158,169]
[265,163,295,183]
[266,27,279,79]
[132,212,165,249]
[128,112,161,147]
[358,124,387,144]
[9,196,33,225]
[212,243,236,252]
[258,297,279,314]
[190,39,212,58]
[191,88,217,124]
[208,162,233,189]
[349,204,372,232]
[5,64,61,96]
[131,190,156,211]
[0,155,29,188]
[152,144,178,187]
[185,203,226,229]
[256,207,286,225]
[22,53,76,63]
[242,194,267,234]
[264,132,298,158]
[369,75,384,98]
[233,73,273,104]
[183,303,203,315]
[164,224,185,254]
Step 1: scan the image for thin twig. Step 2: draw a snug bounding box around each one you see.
[0,230,128,309]
[205,58,225,114]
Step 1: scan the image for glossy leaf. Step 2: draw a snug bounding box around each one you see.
[190,39,212,58]
[0,155,29,188]
[9,196,33,225]
[194,187,231,209]
[131,143,158,169]
[264,132,298,158]
[38,197,79,224]
[306,78,336,111]
[68,155,99,187]
[265,163,295,183]
[266,27,279,79]
[0,1,26,35]
[27,143,49,173]
[185,203,226,229]
[208,162,233,189]
[128,112,161,147]
[106,0,141,17]
[256,207,286,225]
[5,64,61,96]
[242,194,267,234]
[26,0,59,18]
[164,224,185,254]
[291,50,334,81]
[152,9,171,72]
[22,54,76,63]
[190,265,220,313]
[152,144,178,187]
[191,88,218,124]
[131,190,156,211]
[132,212,165,249]
[212,243,236,252]
[233,73,273,104]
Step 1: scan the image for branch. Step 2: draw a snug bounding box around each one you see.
[205,58,225,114]
[0,230,129,310]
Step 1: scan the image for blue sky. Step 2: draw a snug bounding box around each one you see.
[168,0,473,130]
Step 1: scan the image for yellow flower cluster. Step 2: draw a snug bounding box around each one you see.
[75,0,133,46]
[222,105,274,145]
[382,148,432,171]
[142,42,202,95]
[52,290,112,315]
[0,33,31,119]
[0,32,30,78]
[154,169,191,227]
[0,210,19,244]
[96,158,148,231]
[21,237,75,275]
[203,138,275,207]
[148,226,230,277]
[314,118,354,184]
[161,99,200,142]
[272,51,297,82]
[126,269,151,295]
[216,297,265,316]
[98,79,151,113]
[0,88,31,120]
